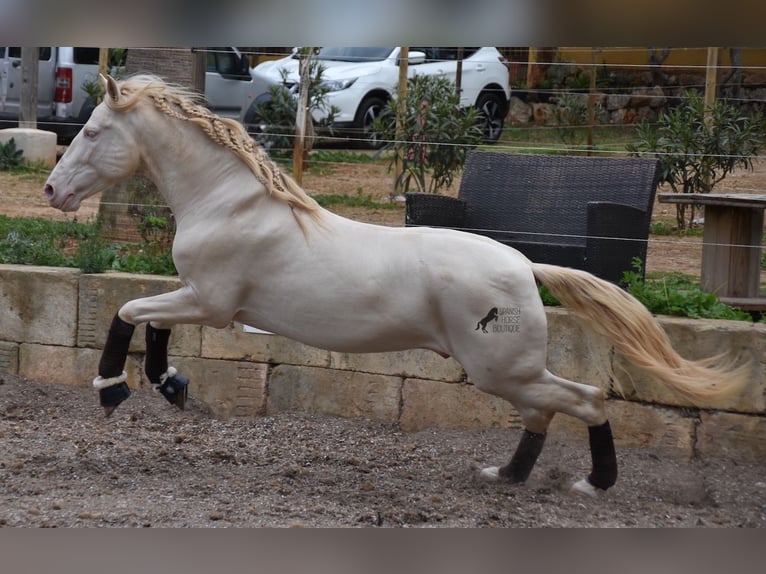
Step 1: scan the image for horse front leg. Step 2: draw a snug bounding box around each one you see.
[144,323,189,410]
[93,313,135,417]
[94,286,230,416]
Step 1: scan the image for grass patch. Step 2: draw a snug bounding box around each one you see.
[495,124,638,155]
[313,192,399,210]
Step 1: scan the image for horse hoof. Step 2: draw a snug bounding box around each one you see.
[98,381,131,417]
[479,466,500,481]
[158,373,189,410]
[571,478,603,498]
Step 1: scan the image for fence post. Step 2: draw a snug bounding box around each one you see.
[393,47,409,199]
[19,47,37,129]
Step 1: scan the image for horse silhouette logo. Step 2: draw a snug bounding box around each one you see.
[475,307,499,333]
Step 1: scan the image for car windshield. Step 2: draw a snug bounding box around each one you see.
[314,47,394,62]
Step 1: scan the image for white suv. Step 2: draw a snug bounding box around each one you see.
[245,47,510,144]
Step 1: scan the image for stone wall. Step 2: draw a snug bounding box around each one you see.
[507,84,766,126]
[0,264,764,462]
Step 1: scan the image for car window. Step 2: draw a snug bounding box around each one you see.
[411,47,439,62]
[7,47,52,60]
[207,48,239,75]
[73,48,100,65]
[315,47,394,62]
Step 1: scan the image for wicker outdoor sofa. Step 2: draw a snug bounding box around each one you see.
[405,151,662,284]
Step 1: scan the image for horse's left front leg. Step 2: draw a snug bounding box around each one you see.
[144,322,189,410]
[95,286,230,416]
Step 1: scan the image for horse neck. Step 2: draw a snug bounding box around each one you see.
[136,117,259,220]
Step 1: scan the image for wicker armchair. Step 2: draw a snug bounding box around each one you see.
[405,151,661,284]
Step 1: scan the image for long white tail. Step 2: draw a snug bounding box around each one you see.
[531,263,750,404]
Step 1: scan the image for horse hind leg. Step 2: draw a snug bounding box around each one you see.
[480,370,617,496]
[145,323,189,410]
[479,406,552,483]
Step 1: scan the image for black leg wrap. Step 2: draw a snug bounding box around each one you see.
[587,420,618,491]
[99,381,131,408]
[98,314,135,378]
[145,324,171,386]
[97,314,135,410]
[158,371,189,409]
[499,429,547,483]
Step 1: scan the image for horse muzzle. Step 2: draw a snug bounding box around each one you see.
[44,183,78,212]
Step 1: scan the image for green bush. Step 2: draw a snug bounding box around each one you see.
[627,91,766,229]
[539,258,755,322]
[0,138,25,170]
[620,259,753,321]
[0,215,177,275]
[0,216,88,267]
[252,56,340,154]
[553,93,600,146]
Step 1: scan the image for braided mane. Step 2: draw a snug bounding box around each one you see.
[105,74,322,225]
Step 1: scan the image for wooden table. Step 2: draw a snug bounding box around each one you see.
[657,193,766,310]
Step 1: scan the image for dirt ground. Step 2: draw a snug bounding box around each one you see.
[1,373,764,527]
[1,154,765,528]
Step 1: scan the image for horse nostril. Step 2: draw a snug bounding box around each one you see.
[44,183,54,198]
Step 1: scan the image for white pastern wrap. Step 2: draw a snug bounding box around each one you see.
[92,371,128,390]
[479,466,500,481]
[153,367,178,390]
[571,478,602,498]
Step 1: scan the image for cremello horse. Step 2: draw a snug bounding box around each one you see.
[44,75,748,497]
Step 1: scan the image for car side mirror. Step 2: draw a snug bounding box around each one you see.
[400,51,426,66]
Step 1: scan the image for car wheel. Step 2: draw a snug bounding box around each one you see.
[475,91,506,143]
[354,96,387,148]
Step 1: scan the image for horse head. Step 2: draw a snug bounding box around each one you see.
[44,74,142,212]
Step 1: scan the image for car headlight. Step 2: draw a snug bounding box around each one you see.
[322,78,357,92]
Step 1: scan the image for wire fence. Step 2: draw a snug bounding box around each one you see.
[2,47,766,267]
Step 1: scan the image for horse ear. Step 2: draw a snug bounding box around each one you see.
[101,74,120,103]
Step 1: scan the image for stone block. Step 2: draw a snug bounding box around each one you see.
[267,365,401,423]
[330,349,464,382]
[606,93,631,111]
[170,356,268,419]
[507,96,532,124]
[0,341,19,374]
[19,343,143,390]
[697,411,766,462]
[0,265,79,346]
[612,316,766,413]
[77,272,201,356]
[545,308,613,391]
[399,378,521,432]
[201,322,330,367]
[0,128,57,167]
[548,399,696,459]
